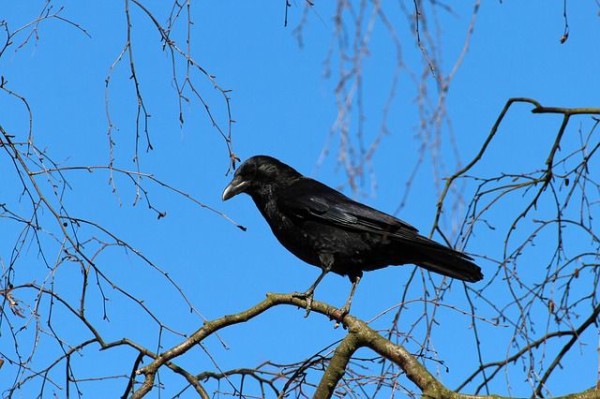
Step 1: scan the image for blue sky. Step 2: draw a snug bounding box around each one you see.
[1,1,599,397]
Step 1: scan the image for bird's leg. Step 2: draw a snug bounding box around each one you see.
[335,273,362,317]
[293,254,334,317]
[293,268,325,315]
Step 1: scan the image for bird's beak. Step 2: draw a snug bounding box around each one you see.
[222,176,249,201]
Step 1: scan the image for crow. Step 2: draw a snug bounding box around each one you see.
[222,155,482,315]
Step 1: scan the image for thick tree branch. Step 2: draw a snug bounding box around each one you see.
[133,293,508,398]
[314,332,360,398]
[132,291,600,398]
[132,293,319,398]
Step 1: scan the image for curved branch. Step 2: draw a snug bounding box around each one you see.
[132,293,505,399]
[535,303,600,397]
[431,97,600,238]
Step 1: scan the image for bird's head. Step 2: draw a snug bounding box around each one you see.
[222,155,301,201]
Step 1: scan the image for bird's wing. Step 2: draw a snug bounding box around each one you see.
[278,178,419,238]
[278,177,482,282]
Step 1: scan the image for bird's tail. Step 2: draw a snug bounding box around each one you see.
[411,238,483,282]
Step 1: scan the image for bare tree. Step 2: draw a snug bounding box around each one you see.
[1,1,599,398]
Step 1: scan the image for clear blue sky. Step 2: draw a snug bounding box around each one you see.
[1,1,599,397]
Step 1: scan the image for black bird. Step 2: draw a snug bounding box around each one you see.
[222,155,482,315]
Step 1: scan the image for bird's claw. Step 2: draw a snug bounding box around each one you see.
[292,291,314,317]
[292,291,310,300]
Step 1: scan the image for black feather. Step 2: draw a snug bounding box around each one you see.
[223,155,482,312]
